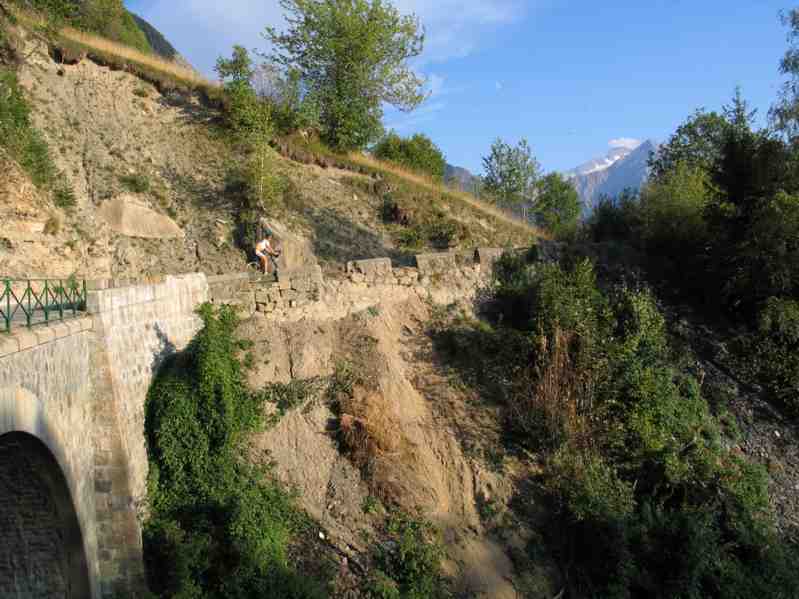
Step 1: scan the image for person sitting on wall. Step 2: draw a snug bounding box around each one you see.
[254,228,281,278]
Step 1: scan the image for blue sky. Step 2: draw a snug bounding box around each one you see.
[125,0,791,174]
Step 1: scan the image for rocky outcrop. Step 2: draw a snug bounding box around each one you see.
[97,195,184,239]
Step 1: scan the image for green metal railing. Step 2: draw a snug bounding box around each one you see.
[1,277,87,333]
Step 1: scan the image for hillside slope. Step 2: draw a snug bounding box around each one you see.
[1,17,537,281]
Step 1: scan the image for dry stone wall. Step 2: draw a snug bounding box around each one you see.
[208,247,511,323]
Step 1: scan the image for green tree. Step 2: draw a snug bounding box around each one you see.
[647,109,731,181]
[771,8,799,139]
[373,131,447,179]
[533,172,581,238]
[481,138,541,206]
[216,46,282,229]
[265,0,426,150]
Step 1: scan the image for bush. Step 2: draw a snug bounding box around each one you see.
[53,184,76,208]
[736,297,799,412]
[144,304,326,598]
[425,216,460,249]
[373,132,447,180]
[368,512,451,599]
[0,70,57,187]
[119,173,150,193]
[439,253,799,597]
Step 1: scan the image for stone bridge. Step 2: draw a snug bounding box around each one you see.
[0,246,530,598]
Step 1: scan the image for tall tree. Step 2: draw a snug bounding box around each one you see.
[533,172,581,238]
[265,0,426,150]
[481,138,541,206]
[647,109,731,181]
[771,8,799,140]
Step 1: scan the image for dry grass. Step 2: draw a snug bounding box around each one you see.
[346,152,549,240]
[339,386,401,468]
[13,9,218,91]
[60,27,214,87]
[514,329,595,449]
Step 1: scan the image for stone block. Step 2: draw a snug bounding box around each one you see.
[14,329,38,351]
[346,257,393,277]
[86,279,111,291]
[414,252,456,274]
[33,326,55,345]
[475,247,503,269]
[49,322,71,339]
[0,334,20,357]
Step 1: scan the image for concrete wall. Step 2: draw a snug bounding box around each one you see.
[0,318,100,598]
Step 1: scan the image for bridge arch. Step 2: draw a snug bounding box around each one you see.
[0,430,91,598]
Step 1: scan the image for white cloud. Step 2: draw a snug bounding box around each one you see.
[135,0,527,76]
[393,0,526,64]
[608,137,642,150]
[495,81,503,91]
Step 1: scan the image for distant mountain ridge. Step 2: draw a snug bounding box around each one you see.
[131,13,197,73]
[444,163,481,194]
[566,140,657,214]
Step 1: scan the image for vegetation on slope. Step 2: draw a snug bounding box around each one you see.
[130,12,177,60]
[144,304,453,598]
[11,0,151,52]
[433,252,799,598]
[586,88,799,416]
[144,304,327,598]
[373,132,447,181]
[0,25,75,207]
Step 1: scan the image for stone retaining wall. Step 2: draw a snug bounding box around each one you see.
[86,273,208,598]
[0,317,100,598]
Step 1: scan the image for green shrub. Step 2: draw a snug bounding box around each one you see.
[119,173,150,193]
[368,512,451,599]
[395,226,424,249]
[425,217,460,249]
[437,254,799,598]
[736,297,799,412]
[545,447,634,523]
[53,184,76,208]
[373,132,447,180]
[144,304,326,598]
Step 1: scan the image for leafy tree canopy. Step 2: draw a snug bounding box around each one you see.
[265,0,426,150]
[481,137,541,206]
[533,172,581,238]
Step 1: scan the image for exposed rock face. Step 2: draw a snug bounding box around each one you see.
[97,195,184,239]
[567,140,658,215]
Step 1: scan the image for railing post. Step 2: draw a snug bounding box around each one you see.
[3,279,9,333]
[43,279,50,323]
[26,281,31,328]
[58,279,64,321]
